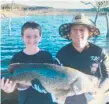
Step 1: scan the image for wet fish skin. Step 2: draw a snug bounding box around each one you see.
[1,63,98,104]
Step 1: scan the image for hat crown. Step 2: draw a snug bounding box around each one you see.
[75,13,85,20]
[73,13,94,26]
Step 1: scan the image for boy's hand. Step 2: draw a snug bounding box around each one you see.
[31,78,47,93]
[0,77,16,93]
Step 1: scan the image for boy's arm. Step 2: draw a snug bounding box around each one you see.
[31,78,47,93]
[98,49,109,92]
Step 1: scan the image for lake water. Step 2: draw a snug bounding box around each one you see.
[1,15,109,70]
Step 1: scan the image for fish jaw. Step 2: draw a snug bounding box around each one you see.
[12,72,39,86]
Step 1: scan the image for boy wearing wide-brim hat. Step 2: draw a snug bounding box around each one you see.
[59,13,100,40]
[56,13,109,104]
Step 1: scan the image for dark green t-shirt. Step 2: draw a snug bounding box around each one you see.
[56,42,109,79]
[10,50,54,104]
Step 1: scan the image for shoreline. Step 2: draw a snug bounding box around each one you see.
[1,9,109,18]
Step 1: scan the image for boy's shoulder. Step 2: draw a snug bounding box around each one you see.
[11,51,24,61]
[39,50,52,57]
[89,43,105,53]
[13,50,23,57]
[56,43,72,55]
[89,43,108,57]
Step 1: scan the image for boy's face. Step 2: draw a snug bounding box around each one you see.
[69,25,89,47]
[22,28,41,47]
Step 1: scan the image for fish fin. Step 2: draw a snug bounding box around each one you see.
[55,89,70,104]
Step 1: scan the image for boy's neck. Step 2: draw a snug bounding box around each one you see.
[72,42,89,52]
[23,47,40,55]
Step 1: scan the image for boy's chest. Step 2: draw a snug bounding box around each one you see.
[17,55,46,63]
[63,53,101,75]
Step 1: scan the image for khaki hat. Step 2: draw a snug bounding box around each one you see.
[59,13,100,40]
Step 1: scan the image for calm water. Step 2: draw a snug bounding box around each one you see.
[1,15,109,70]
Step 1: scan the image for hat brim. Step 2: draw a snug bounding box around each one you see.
[59,23,100,40]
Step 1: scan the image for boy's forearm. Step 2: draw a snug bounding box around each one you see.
[99,77,109,92]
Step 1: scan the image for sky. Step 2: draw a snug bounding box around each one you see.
[1,0,109,9]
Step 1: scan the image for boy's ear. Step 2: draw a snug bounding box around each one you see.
[68,34,71,39]
[22,35,24,40]
[89,32,93,37]
[39,36,42,42]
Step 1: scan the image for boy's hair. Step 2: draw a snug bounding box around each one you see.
[21,22,41,36]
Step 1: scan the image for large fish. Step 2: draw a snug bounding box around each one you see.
[1,63,99,104]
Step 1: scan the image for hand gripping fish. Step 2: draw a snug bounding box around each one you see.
[1,63,99,104]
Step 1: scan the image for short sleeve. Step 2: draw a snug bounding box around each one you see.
[10,54,18,64]
[100,49,109,79]
[44,51,54,64]
[99,49,109,91]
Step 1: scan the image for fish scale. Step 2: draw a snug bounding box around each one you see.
[1,63,99,104]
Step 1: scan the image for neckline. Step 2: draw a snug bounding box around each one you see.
[21,50,41,56]
[71,42,90,54]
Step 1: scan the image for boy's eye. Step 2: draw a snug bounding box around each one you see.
[26,36,31,38]
[71,28,77,31]
[34,35,38,38]
[73,29,77,31]
[80,29,84,32]
[72,28,85,32]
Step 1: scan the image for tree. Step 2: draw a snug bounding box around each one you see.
[9,0,15,35]
[81,0,109,41]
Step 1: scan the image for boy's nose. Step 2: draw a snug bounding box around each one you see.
[76,30,82,35]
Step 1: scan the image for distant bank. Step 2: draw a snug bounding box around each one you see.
[1,3,109,18]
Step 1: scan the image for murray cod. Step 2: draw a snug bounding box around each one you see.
[1,63,99,104]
